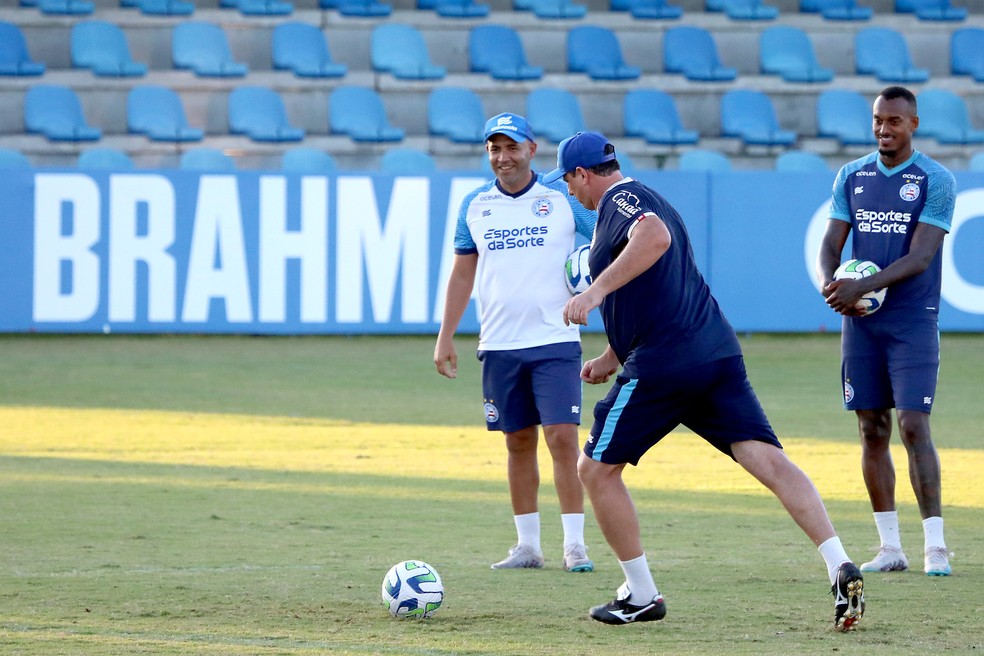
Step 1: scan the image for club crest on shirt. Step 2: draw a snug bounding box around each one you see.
[484,402,499,423]
[899,183,921,202]
[531,198,553,217]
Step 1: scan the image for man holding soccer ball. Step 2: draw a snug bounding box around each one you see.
[817,86,957,577]
[434,113,597,573]
[546,130,864,630]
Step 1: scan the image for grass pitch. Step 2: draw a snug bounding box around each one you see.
[1,334,982,655]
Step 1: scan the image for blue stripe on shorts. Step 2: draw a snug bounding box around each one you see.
[593,378,637,461]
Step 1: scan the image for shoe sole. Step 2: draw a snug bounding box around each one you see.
[564,561,594,573]
[859,563,908,573]
[926,569,951,576]
[837,578,864,632]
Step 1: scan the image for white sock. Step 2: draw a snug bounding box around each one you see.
[618,553,659,604]
[514,512,541,553]
[923,516,946,551]
[561,513,585,548]
[818,536,851,585]
[873,511,903,550]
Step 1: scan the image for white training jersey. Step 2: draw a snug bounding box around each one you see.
[454,173,596,351]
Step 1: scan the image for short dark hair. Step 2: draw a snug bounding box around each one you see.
[586,143,620,177]
[879,86,917,113]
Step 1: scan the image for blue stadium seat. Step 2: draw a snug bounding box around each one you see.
[272,22,346,79]
[816,89,875,146]
[372,24,446,80]
[381,148,437,174]
[952,28,984,81]
[616,150,638,175]
[528,0,587,18]
[895,0,966,21]
[775,150,829,172]
[136,0,194,14]
[526,88,585,144]
[609,0,683,19]
[428,87,485,144]
[282,148,337,173]
[799,0,872,19]
[760,26,833,82]
[567,26,640,81]
[714,0,779,20]
[916,89,984,145]
[128,86,205,142]
[71,21,147,77]
[0,22,46,76]
[319,0,392,16]
[180,148,236,172]
[970,151,984,172]
[678,149,731,172]
[664,26,737,81]
[27,0,95,15]
[417,0,489,17]
[172,22,248,77]
[77,148,134,170]
[228,87,305,143]
[223,0,293,15]
[720,90,796,146]
[470,25,544,81]
[623,89,699,146]
[24,85,101,142]
[330,86,405,143]
[855,28,929,83]
[0,148,31,169]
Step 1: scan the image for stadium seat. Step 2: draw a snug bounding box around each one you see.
[623,89,699,146]
[678,149,731,172]
[855,28,929,83]
[799,0,872,19]
[567,26,641,81]
[228,87,305,143]
[272,23,346,79]
[128,86,205,142]
[24,85,101,142]
[282,148,337,173]
[319,0,392,16]
[29,0,95,15]
[180,148,236,172]
[816,89,875,146]
[759,26,833,82]
[895,0,966,21]
[381,148,437,174]
[0,22,46,76]
[720,90,796,147]
[714,0,779,20]
[0,148,31,169]
[428,87,485,144]
[664,26,737,81]
[136,0,194,14]
[223,0,293,15]
[952,28,984,81]
[469,25,544,81]
[970,151,984,171]
[616,150,638,175]
[77,148,134,170]
[417,0,489,17]
[329,86,405,143]
[71,21,147,77]
[527,0,587,18]
[609,0,683,19]
[775,151,829,172]
[371,24,446,80]
[915,89,984,145]
[172,22,248,77]
[526,88,585,144]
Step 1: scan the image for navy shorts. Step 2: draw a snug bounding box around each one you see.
[584,355,781,466]
[841,318,939,413]
[477,342,583,433]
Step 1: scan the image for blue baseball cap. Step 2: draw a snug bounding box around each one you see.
[542,131,616,184]
[484,113,535,143]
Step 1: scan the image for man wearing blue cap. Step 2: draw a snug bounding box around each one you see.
[434,114,597,573]
[545,132,865,629]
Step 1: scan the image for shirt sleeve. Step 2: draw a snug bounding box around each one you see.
[829,166,851,223]
[453,189,480,255]
[919,166,956,233]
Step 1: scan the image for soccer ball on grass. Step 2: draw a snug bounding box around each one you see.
[381,560,444,618]
[833,259,887,316]
[565,244,592,295]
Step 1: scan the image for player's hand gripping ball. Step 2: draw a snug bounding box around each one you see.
[833,259,887,316]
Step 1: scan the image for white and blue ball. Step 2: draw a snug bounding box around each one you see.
[565,245,592,295]
[381,560,444,619]
[833,259,887,316]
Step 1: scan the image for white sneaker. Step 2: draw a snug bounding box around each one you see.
[860,545,909,572]
[491,544,544,570]
[924,547,952,576]
[562,544,594,572]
